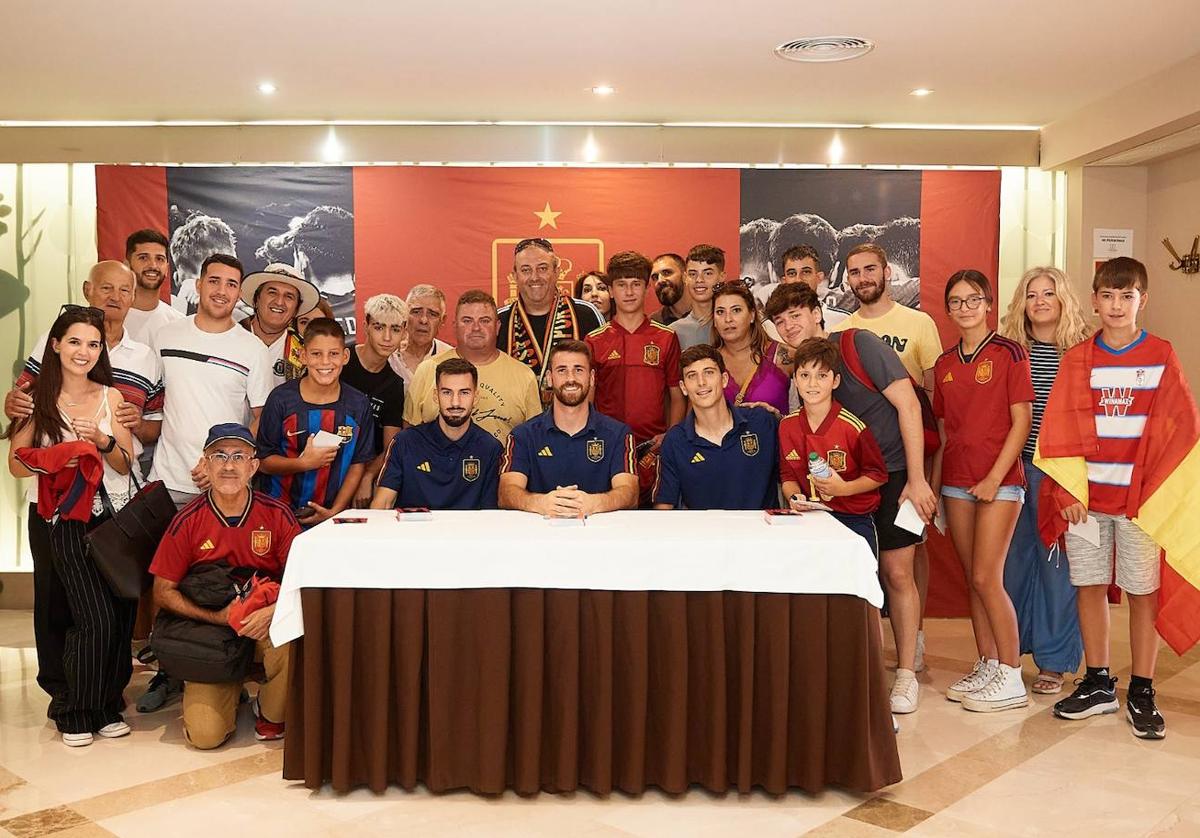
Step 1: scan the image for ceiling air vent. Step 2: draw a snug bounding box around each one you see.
[774,37,875,63]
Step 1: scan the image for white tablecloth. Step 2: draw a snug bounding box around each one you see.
[270,509,883,645]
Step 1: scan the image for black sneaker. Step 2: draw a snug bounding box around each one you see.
[1053,672,1118,720]
[1126,688,1166,740]
[136,671,182,713]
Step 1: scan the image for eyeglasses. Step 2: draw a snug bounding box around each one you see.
[207,452,253,465]
[947,295,987,312]
[515,238,554,254]
[59,303,105,322]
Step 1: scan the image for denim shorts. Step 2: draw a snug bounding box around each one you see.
[940,484,1025,504]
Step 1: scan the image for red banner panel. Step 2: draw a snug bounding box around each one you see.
[918,169,1002,346]
[354,166,741,340]
[96,166,169,266]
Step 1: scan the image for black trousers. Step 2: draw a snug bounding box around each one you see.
[29,505,72,717]
[47,513,137,734]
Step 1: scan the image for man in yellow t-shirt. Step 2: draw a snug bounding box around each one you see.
[829,242,944,675]
[830,243,943,394]
[403,290,542,443]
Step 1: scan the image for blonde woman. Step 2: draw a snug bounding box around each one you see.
[998,267,1092,695]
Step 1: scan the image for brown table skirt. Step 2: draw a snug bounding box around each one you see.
[283,588,901,796]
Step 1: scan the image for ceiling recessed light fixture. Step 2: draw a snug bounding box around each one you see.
[910,88,934,97]
[590,85,616,96]
[257,82,277,95]
[774,37,875,63]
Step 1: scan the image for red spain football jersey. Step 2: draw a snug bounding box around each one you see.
[1086,331,1170,515]
[586,317,681,441]
[933,332,1034,489]
[777,400,887,515]
[150,491,301,584]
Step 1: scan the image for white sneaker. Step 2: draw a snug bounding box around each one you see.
[946,657,997,702]
[914,630,927,673]
[98,720,131,739]
[62,732,93,748]
[961,663,1029,713]
[891,668,920,714]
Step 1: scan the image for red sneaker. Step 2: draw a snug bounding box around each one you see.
[252,698,285,741]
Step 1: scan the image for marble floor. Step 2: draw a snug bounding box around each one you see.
[0,606,1197,838]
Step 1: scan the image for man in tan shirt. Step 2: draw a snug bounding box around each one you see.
[404,290,542,443]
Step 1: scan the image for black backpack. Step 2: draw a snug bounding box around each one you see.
[150,562,255,684]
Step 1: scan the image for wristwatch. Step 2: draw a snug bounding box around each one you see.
[98,434,117,454]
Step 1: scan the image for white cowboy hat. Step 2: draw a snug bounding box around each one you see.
[240,262,321,316]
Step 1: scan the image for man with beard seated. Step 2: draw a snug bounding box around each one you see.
[498,341,638,518]
[371,357,502,510]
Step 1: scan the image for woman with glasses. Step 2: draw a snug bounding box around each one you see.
[998,268,1091,695]
[4,307,136,747]
[931,270,1034,713]
[574,271,613,322]
[711,282,790,416]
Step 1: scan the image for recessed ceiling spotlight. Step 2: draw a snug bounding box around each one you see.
[258,82,277,95]
[910,88,934,97]
[590,85,616,96]
[774,37,875,63]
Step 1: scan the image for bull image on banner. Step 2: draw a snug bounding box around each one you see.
[739,169,923,323]
[164,167,357,341]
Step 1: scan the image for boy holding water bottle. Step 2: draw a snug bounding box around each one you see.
[778,337,888,557]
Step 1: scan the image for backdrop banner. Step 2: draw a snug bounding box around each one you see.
[96,164,1001,617]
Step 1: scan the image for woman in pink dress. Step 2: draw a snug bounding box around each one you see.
[710,282,790,415]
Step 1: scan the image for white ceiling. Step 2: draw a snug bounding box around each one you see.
[4,0,1198,127]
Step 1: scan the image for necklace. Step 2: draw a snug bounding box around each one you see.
[254,317,287,341]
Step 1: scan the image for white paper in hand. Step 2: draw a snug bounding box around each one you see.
[894,499,926,537]
[1068,515,1102,547]
[310,429,344,448]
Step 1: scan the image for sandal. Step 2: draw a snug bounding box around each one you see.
[1032,672,1064,694]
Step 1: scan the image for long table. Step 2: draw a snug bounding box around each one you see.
[273,509,901,795]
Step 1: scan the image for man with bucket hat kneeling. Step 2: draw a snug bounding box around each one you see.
[149,423,301,749]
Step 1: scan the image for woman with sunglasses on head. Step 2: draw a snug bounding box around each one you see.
[574,271,613,322]
[711,281,790,416]
[4,307,136,748]
[931,271,1034,712]
[998,267,1091,695]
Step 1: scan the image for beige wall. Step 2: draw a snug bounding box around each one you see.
[1065,165,1148,304]
[1145,146,1200,393]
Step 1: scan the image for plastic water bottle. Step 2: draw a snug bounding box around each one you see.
[808,452,833,502]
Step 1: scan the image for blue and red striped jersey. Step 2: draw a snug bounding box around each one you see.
[255,380,376,510]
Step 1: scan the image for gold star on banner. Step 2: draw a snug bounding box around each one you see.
[534,202,562,229]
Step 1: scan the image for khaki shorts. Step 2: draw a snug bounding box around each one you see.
[1065,512,1160,595]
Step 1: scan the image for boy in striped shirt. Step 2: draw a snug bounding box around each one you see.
[1049,258,1182,739]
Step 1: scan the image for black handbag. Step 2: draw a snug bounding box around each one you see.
[87,449,178,600]
[150,562,256,684]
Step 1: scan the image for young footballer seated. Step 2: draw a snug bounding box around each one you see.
[778,338,887,556]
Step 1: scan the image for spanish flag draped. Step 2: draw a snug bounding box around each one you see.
[1035,335,1200,655]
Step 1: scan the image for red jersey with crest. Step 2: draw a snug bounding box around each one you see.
[933,332,1034,489]
[149,491,301,584]
[777,399,887,515]
[1085,331,1170,515]
[586,317,681,441]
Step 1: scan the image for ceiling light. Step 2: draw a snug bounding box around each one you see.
[257,82,277,95]
[590,85,616,96]
[321,129,344,162]
[828,135,845,165]
[910,88,933,97]
[583,134,600,162]
[775,37,875,63]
